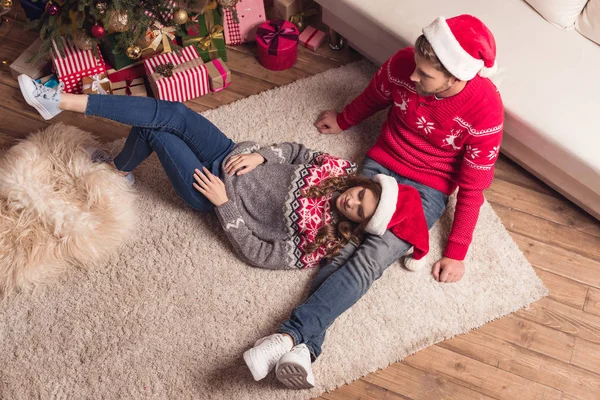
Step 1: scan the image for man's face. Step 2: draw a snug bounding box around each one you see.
[410,53,455,97]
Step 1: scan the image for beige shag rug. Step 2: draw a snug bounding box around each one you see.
[0,61,547,399]
[0,124,136,298]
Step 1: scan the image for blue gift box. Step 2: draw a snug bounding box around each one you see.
[21,0,49,20]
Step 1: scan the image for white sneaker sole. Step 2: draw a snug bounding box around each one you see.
[243,349,270,381]
[18,74,54,120]
[276,362,315,390]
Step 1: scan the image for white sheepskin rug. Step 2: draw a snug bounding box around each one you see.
[0,123,136,298]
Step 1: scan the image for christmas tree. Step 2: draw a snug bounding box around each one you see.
[28,0,200,61]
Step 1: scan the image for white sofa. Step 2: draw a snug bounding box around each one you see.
[316,0,600,220]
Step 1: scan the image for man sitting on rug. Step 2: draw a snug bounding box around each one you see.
[243,14,504,389]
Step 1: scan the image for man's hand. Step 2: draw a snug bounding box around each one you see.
[432,257,465,283]
[315,110,343,134]
[224,153,264,176]
[193,167,229,207]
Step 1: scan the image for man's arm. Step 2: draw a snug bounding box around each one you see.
[315,49,412,134]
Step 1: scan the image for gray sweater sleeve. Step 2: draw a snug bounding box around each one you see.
[215,200,293,270]
[255,142,316,165]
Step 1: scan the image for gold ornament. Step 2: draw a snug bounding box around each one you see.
[108,10,129,33]
[126,45,142,59]
[3,0,13,7]
[95,1,108,14]
[173,9,189,25]
[72,31,94,50]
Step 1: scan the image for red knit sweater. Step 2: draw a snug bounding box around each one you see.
[337,47,504,260]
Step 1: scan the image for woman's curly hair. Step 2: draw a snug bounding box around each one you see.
[302,175,382,260]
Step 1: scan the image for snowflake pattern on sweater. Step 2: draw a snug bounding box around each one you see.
[336,47,504,260]
[285,153,357,269]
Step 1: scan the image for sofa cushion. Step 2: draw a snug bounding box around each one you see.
[524,0,588,29]
[577,0,600,44]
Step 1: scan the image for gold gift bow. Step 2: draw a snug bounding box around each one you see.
[83,74,110,94]
[148,22,176,53]
[185,25,224,52]
[151,58,205,82]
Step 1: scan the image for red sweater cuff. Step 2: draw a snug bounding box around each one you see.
[336,112,352,131]
[443,242,468,261]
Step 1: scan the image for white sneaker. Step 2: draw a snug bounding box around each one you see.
[243,333,293,381]
[275,344,315,389]
[18,74,64,120]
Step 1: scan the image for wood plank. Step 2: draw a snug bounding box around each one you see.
[474,314,575,363]
[403,345,562,400]
[515,298,600,344]
[533,267,588,310]
[491,203,600,262]
[513,233,600,289]
[571,337,600,376]
[362,362,496,400]
[493,155,557,197]
[584,287,600,317]
[438,330,600,399]
[487,179,600,238]
[320,378,411,400]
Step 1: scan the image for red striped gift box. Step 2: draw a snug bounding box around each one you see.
[51,38,106,94]
[144,46,210,102]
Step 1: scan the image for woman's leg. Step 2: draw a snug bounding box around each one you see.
[61,94,234,172]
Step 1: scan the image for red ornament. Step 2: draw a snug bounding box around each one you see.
[90,23,106,38]
[45,1,60,16]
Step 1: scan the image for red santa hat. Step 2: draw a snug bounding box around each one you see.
[422,14,497,81]
[364,174,429,260]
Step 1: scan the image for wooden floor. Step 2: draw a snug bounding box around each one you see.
[2,3,600,399]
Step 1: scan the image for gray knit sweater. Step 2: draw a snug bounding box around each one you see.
[215,141,357,270]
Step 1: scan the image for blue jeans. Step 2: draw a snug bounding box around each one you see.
[85,95,235,212]
[279,157,449,360]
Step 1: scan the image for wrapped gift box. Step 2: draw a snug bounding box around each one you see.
[100,34,144,71]
[256,19,299,71]
[298,25,326,51]
[222,0,267,45]
[35,74,60,89]
[274,0,301,20]
[110,78,148,97]
[205,58,232,92]
[107,63,147,83]
[144,46,209,102]
[82,73,112,95]
[181,8,227,62]
[51,37,106,94]
[10,38,52,80]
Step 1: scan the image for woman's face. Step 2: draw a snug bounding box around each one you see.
[336,185,378,223]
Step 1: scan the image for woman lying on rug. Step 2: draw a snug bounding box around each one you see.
[18,76,430,387]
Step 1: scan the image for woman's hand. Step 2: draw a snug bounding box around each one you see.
[224,153,265,176]
[193,167,228,207]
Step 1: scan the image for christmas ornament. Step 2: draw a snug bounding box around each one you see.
[2,0,13,8]
[95,1,108,14]
[173,8,189,25]
[108,10,129,33]
[73,31,94,50]
[45,1,60,16]
[90,23,106,38]
[126,45,142,59]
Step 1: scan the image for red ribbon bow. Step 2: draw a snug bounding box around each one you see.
[257,19,298,56]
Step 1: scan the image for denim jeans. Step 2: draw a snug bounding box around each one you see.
[85,95,235,212]
[279,156,449,360]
